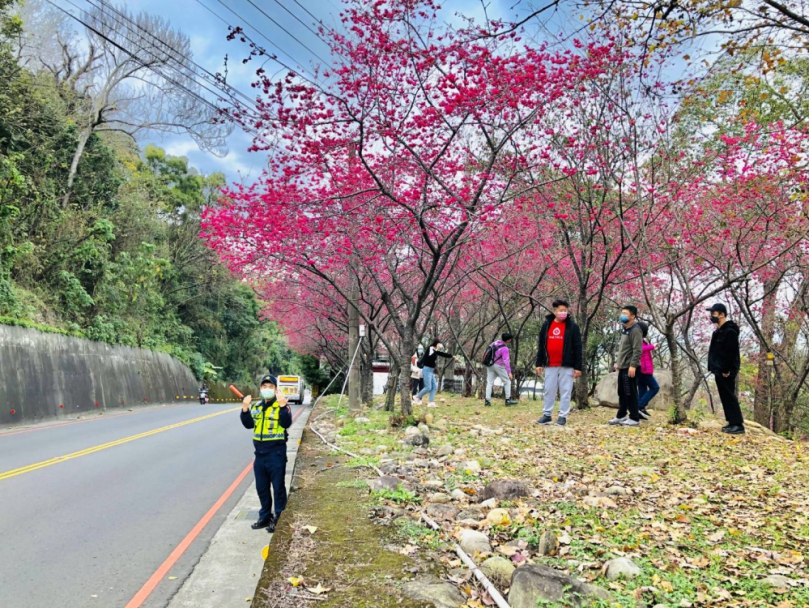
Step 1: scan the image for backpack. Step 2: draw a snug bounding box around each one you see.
[482,342,499,367]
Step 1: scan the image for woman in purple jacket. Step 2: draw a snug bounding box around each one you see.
[637,322,659,419]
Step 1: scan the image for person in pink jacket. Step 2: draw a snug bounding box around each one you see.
[637,322,659,419]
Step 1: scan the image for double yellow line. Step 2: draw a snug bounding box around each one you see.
[0,408,238,482]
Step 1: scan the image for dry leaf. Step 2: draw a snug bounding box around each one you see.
[288,576,303,587]
[308,583,331,595]
[303,525,318,534]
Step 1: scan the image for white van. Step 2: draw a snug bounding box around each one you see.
[277,375,305,404]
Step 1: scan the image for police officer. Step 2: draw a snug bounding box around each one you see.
[240,374,293,532]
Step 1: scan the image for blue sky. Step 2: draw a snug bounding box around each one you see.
[49,0,584,183]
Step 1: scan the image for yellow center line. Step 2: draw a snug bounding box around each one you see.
[0,408,238,482]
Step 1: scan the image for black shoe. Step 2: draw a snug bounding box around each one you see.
[251,519,271,530]
[484,399,492,407]
[505,399,518,406]
[722,425,745,435]
[638,409,651,420]
[537,415,553,425]
[556,417,567,426]
[721,424,732,431]
[266,518,276,533]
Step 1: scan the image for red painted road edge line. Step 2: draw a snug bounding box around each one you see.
[125,405,307,608]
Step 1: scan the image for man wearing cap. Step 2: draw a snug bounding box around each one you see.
[706,304,744,434]
[241,374,293,531]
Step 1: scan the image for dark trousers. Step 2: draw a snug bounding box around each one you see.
[411,377,424,395]
[617,368,640,421]
[715,374,744,427]
[254,448,288,522]
[637,373,660,409]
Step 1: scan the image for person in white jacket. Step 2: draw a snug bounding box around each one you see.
[410,345,424,396]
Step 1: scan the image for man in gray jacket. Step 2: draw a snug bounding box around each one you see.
[608,305,644,427]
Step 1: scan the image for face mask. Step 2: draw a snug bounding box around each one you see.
[619,314,630,324]
[260,388,275,400]
[710,316,720,324]
[417,347,424,354]
[556,311,568,320]
[437,344,444,351]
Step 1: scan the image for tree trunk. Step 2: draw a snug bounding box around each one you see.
[360,337,374,406]
[575,322,590,410]
[753,278,779,428]
[665,323,687,424]
[398,328,414,416]
[384,361,399,412]
[62,125,92,208]
[463,364,474,398]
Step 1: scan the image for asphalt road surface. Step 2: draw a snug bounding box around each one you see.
[0,401,305,608]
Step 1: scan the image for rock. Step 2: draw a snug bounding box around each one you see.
[406,434,430,447]
[448,567,472,582]
[369,505,406,519]
[479,498,497,509]
[481,556,516,586]
[509,564,612,608]
[424,413,434,424]
[486,508,511,525]
[355,416,371,423]
[538,530,558,556]
[482,480,529,501]
[460,460,482,475]
[418,422,430,435]
[763,575,794,589]
[457,509,485,520]
[426,503,460,522]
[359,448,374,455]
[437,444,454,457]
[451,489,468,501]
[583,495,618,509]
[402,579,466,608]
[596,370,673,410]
[375,445,389,453]
[404,425,421,437]
[428,492,451,504]
[603,557,641,580]
[367,476,403,492]
[458,529,492,555]
[424,479,444,489]
[605,486,629,496]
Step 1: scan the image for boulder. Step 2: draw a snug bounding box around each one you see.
[481,556,515,587]
[595,369,673,410]
[402,579,465,608]
[418,422,430,435]
[404,426,421,437]
[458,529,492,555]
[406,434,430,447]
[368,476,404,492]
[428,492,451,504]
[538,530,558,556]
[481,480,529,501]
[602,557,641,580]
[426,503,460,522]
[436,444,454,457]
[509,564,612,608]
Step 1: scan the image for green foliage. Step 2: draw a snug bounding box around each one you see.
[371,487,422,505]
[0,31,290,383]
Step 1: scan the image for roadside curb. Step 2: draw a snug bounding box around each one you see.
[167,404,313,607]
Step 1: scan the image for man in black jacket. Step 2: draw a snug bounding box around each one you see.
[706,303,744,435]
[241,374,293,531]
[535,300,583,426]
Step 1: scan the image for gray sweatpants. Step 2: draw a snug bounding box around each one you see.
[543,366,575,418]
[486,364,511,400]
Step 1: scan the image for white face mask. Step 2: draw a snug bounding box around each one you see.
[260,388,275,400]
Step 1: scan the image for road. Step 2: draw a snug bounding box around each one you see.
[0,401,306,608]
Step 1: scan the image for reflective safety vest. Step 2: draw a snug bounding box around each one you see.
[250,400,286,443]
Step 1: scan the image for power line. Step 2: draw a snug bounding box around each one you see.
[239,0,331,65]
[264,0,329,44]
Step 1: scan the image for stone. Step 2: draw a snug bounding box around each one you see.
[595,370,673,410]
[402,579,466,608]
[458,529,492,555]
[486,508,511,525]
[538,530,558,556]
[424,479,444,489]
[457,509,484,520]
[763,575,794,589]
[460,460,482,475]
[481,556,515,587]
[509,564,612,608]
[428,492,451,504]
[354,416,371,423]
[583,495,618,509]
[450,489,468,501]
[482,480,529,501]
[603,557,641,580]
[406,434,430,447]
[424,413,434,424]
[605,486,629,496]
[375,445,389,453]
[367,476,404,492]
[418,422,430,435]
[437,444,454,457]
[426,503,460,522]
[404,426,421,437]
[479,498,497,509]
[359,448,374,455]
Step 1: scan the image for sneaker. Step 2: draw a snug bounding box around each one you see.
[484,399,492,407]
[638,409,651,420]
[537,415,553,425]
[505,399,518,406]
[427,402,437,408]
[556,417,567,426]
[412,397,422,406]
[620,419,640,427]
[608,416,627,425]
[722,425,745,435]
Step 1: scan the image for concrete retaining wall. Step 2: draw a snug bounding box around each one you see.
[0,325,199,426]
